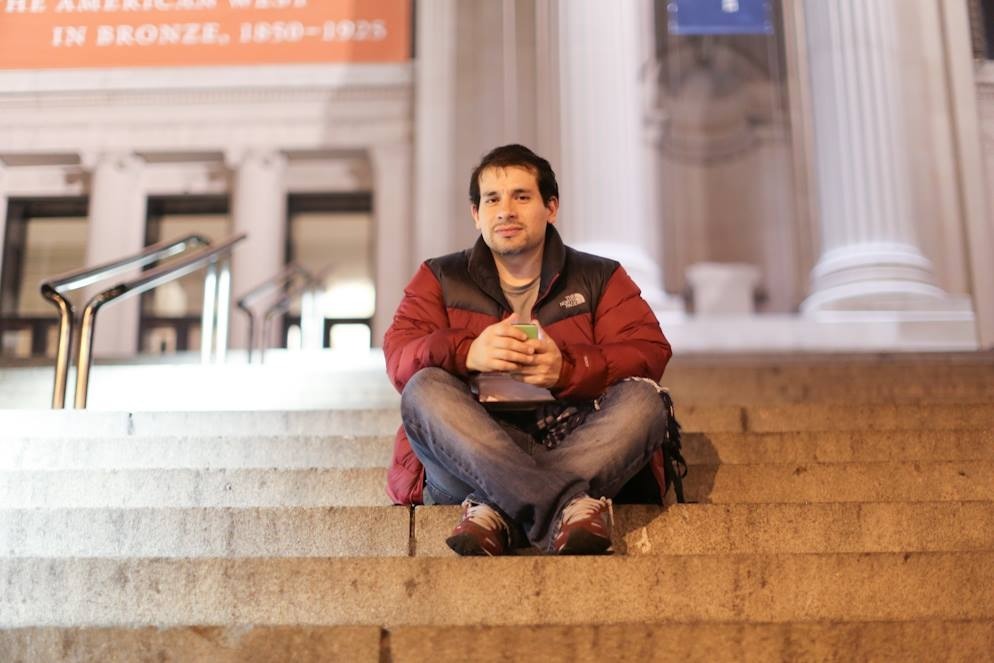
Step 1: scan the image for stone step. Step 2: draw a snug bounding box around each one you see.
[680,461,994,504]
[4,620,993,662]
[0,507,411,558]
[663,358,994,405]
[0,353,401,411]
[0,435,393,470]
[5,429,993,471]
[665,352,994,372]
[0,626,382,663]
[670,381,994,405]
[0,468,391,508]
[4,352,991,409]
[8,373,994,409]
[737,403,994,433]
[387,620,994,663]
[414,502,994,557]
[1,402,991,439]
[0,409,402,438]
[3,461,992,508]
[6,501,993,559]
[2,553,993,626]
[682,429,994,465]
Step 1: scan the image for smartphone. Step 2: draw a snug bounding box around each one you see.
[513,323,539,339]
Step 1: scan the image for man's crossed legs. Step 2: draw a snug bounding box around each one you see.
[400,368,668,555]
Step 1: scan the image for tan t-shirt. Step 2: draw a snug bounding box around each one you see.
[500,275,540,322]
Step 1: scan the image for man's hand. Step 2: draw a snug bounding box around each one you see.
[465,317,535,373]
[512,321,563,389]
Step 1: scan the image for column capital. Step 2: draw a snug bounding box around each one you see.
[224,147,286,171]
[79,151,144,173]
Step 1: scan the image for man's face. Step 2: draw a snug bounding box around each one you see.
[472,165,558,259]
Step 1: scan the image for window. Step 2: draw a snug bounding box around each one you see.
[140,196,230,354]
[1,198,88,358]
[970,0,994,60]
[285,193,374,351]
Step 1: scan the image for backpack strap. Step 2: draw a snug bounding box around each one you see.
[658,389,688,504]
[620,377,689,504]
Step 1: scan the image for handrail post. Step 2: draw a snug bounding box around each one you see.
[41,285,75,408]
[36,233,244,409]
[200,259,218,364]
[74,286,123,409]
[215,256,231,364]
[303,287,324,351]
[261,306,283,364]
[300,287,313,350]
[245,313,257,364]
[74,301,100,409]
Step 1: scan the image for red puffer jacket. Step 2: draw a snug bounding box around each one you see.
[382,225,672,504]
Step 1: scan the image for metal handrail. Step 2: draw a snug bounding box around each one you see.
[40,234,210,408]
[236,263,313,362]
[72,234,247,408]
[237,263,323,362]
[236,263,314,308]
[260,271,324,361]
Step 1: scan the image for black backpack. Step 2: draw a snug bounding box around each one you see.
[659,389,688,503]
[614,388,688,505]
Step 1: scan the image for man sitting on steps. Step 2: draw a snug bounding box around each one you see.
[383,144,673,556]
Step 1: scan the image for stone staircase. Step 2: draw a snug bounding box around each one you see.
[1,352,993,661]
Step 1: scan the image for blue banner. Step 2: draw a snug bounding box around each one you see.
[668,0,773,36]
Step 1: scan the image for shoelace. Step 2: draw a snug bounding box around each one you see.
[463,502,508,533]
[561,496,614,526]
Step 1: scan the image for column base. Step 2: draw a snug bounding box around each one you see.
[660,312,978,352]
[801,243,971,314]
[570,241,686,318]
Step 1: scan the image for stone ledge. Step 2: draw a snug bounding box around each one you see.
[390,620,994,663]
[414,502,994,557]
[2,553,993,626]
[0,626,382,663]
[4,621,993,663]
[3,461,992,507]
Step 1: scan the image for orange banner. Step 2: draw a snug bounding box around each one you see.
[0,0,410,70]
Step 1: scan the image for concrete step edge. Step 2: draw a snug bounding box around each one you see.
[2,402,993,437]
[3,620,993,663]
[416,501,994,556]
[4,429,994,470]
[5,502,992,558]
[2,552,993,626]
[2,462,992,507]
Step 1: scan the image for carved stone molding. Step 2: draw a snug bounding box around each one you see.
[0,82,413,155]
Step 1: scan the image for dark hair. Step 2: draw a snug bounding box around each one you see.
[468,144,559,208]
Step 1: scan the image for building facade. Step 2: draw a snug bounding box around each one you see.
[1,0,993,358]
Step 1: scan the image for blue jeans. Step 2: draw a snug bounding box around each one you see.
[400,367,667,550]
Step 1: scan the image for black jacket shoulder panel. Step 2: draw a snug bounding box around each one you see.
[534,248,619,327]
[424,235,618,324]
[426,250,506,317]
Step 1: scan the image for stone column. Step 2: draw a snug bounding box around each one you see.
[0,162,8,290]
[229,149,287,350]
[800,0,969,313]
[413,0,458,264]
[371,142,414,346]
[85,152,146,357]
[557,0,683,313]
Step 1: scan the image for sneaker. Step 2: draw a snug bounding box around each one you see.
[445,498,511,556]
[550,494,614,555]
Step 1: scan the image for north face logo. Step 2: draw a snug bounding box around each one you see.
[559,293,586,309]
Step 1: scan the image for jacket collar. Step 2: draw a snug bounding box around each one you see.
[467,225,567,311]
